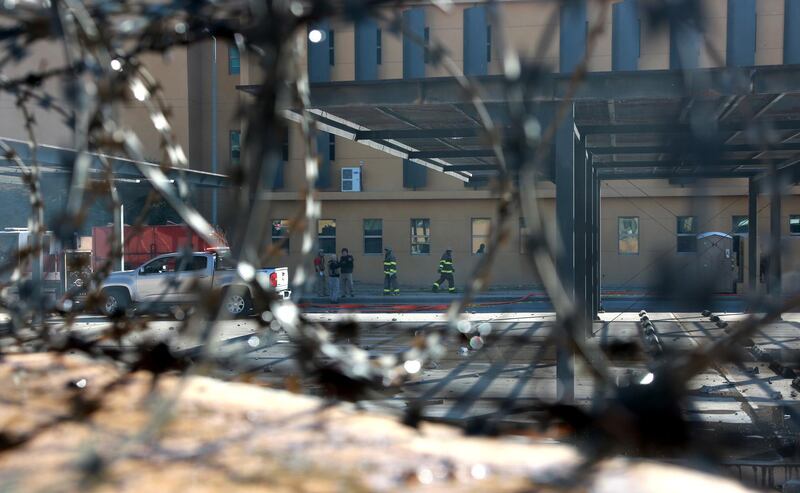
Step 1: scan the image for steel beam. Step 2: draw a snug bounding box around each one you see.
[555,105,576,403]
[444,164,501,171]
[748,177,758,292]
[592,159,772,168]
[588,142,800,155]
[580,118,800,135]
[598,170,756,180]
[284,109,470,182]
[768,167,782,300]
[574,139,589,336]
[408,149,498,159]
[592,172,601,319]
[245,64,800,108]
[355,128,484,140]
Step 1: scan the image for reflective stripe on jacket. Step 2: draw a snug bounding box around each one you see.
[438,259,453,274]
[383,260,397,275]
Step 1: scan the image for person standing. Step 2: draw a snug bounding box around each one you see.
[313,249,328,297]
[383,247,399,295]
[339,248,355,297]
[476,243,486,255]
[432,248,455,293]
[327,254,341,303]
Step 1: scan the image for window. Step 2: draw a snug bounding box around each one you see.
[328,29,335,65]
[486,25,492,63]
[230,130,241,166]
[282,128,289,161]
[520,217,529,254]
[178,255,208,271]
[791,215,800,235]
[732,215,749,235]
[318,219,336,254]
[364,219,383,254]
[141,256,177,275]
[472,218,491,254]
[271,219,290,252]
[410,218,431,255]
[228,45,240,75]
[376,28,382,65]
[676,216,697,253]
[424,27,430,64]
[618,217,639,255]
[329,134,336,161]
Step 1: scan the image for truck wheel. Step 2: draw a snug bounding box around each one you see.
[223,288,252,317]
[102,288,130,316]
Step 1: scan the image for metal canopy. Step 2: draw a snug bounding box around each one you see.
[0,138,228,188]
[238,64,800,184]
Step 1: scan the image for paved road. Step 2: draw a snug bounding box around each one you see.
[300,295,752,314]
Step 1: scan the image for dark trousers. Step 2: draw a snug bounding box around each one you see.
[383,274,398,294]
[433,273,455,291]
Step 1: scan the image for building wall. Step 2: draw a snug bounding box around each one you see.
[0,41,192,164]
[258,190,800,292]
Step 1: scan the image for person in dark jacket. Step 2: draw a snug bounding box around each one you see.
[432,248,455,293]
[339,248,355,297]
[327,255,341,303]
[383,247,398,295]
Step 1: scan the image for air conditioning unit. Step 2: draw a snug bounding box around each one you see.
[341,167,362,192]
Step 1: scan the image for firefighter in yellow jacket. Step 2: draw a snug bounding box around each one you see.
[383,247,399,295]
[432,248,455,293]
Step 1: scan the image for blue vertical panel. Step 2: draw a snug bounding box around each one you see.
[463,6,488,76]
[308,21,330,83]
[355,18,379,80]
[669,18,700,69]
[403,8,426,78]
[402,8,427,187]
[403,159,427,188]
[273,161,285,189]
[315,133,331,188]
[727,0,756,66]
[785,0,800,63]
[612,0,639,70]
[560,0,587,73]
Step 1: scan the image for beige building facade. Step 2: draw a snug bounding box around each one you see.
[225,0,800,293]
[3,1,800,295]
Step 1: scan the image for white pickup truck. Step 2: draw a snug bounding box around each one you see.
[99,251,290,317]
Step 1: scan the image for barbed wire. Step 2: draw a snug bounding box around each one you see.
[0,0,794,489]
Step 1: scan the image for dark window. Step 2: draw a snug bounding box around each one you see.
[486,25,492,63]
[329,29,335,65]
[790,215,800,235]
[410,218,431,255]
[732,215,749,235]
[318,219,336,254]
[377,28,382,65]
[618,217,639,255]
[677,216,697,253]
[364,219,383,254]
[230,130,241,166]
[282,128,289,161]
[178,255,208,271]
[329,134,336,161]
[271,219,290,253]
[228,45,240,75]
[424,27,430,64]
